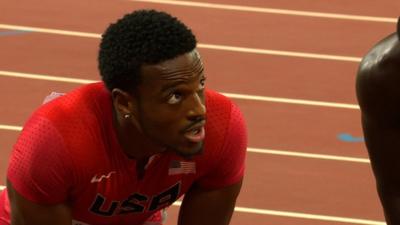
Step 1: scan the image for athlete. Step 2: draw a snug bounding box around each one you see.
[356,17,400,224]
[0,9,247,225]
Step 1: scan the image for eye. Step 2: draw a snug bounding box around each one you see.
[167,92,183,104]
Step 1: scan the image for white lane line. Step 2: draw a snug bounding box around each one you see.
[248,148,369,163]
[0,70,94,84]
[231,206,385,225]
[198,44,361,62]
[0,70,360,109]
[172,201,384,225]
[131,0,397,24]
[0,24,362,62]
[0,125,22,131]
[0,124,369,163]
[224,92,359,109]
[0,24,101,38]
[0,185,384,224]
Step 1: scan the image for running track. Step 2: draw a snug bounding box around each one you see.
[1,0,399,224]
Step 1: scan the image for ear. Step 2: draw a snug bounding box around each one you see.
[397,16,400,38]
[111,88,138,117]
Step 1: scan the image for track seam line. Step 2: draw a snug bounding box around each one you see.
[0,70,360,109]
[130,0,397,24]
[0,124,369,163]
[0,24,362,62]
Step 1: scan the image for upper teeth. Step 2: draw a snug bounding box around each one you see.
[191,129,200,134]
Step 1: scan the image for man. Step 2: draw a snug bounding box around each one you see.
[0,9,247,225]
[356,17,400,224]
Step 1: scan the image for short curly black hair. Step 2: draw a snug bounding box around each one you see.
[98,9,197,92]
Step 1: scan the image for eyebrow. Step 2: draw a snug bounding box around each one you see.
[160,80,187,94]
[160,68,205,94]
[160,58,204,78]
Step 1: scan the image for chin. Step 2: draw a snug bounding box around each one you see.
[173,142,204,158]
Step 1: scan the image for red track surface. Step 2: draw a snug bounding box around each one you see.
[1,0,399,224]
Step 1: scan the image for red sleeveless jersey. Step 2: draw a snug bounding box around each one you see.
[0,82,247,225]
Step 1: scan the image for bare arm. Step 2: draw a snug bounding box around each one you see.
[178,179,243,225]
[360,116,400,225]
[7,179,72,225]
[356,32,400,224]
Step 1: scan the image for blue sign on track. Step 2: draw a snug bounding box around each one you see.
[338,133,364,142]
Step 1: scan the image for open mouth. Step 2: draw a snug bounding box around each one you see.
[183,124,205,143]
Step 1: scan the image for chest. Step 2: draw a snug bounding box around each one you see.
[69,154,199,224]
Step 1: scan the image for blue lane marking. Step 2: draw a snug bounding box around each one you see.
[338,133,364,142]
[0,30,32,36]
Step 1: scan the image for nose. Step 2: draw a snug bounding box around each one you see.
[187,92,206,121]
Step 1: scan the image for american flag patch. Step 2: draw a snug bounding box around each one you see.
[168,160,196,175]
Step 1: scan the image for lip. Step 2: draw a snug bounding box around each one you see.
[181,120,206,143]
[184,126,205,143]
[183,120,206,133]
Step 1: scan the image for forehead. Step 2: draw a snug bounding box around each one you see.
[140,50,203,84]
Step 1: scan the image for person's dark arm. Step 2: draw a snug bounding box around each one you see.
[7,179,72,225]
[360,114,400,225]
[178,179,243,225]
[356,32,400,225]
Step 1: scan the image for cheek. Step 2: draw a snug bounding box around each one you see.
[139,105,184,133]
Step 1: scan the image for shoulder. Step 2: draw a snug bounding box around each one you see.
[37,82,109,128]
[203,89,247,154]
[205,89,242,121]
[205,89,232,108]
[204,89,235,136]
[356,33,400,121]
[193,90,247,188]
[25,82,113,164]
[8,83,114,202]
[38,82,107,118]
[357,32,400,84]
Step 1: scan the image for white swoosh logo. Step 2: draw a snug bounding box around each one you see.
[90,171,116,183]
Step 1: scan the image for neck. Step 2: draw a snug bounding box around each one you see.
[112,109,165,160]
